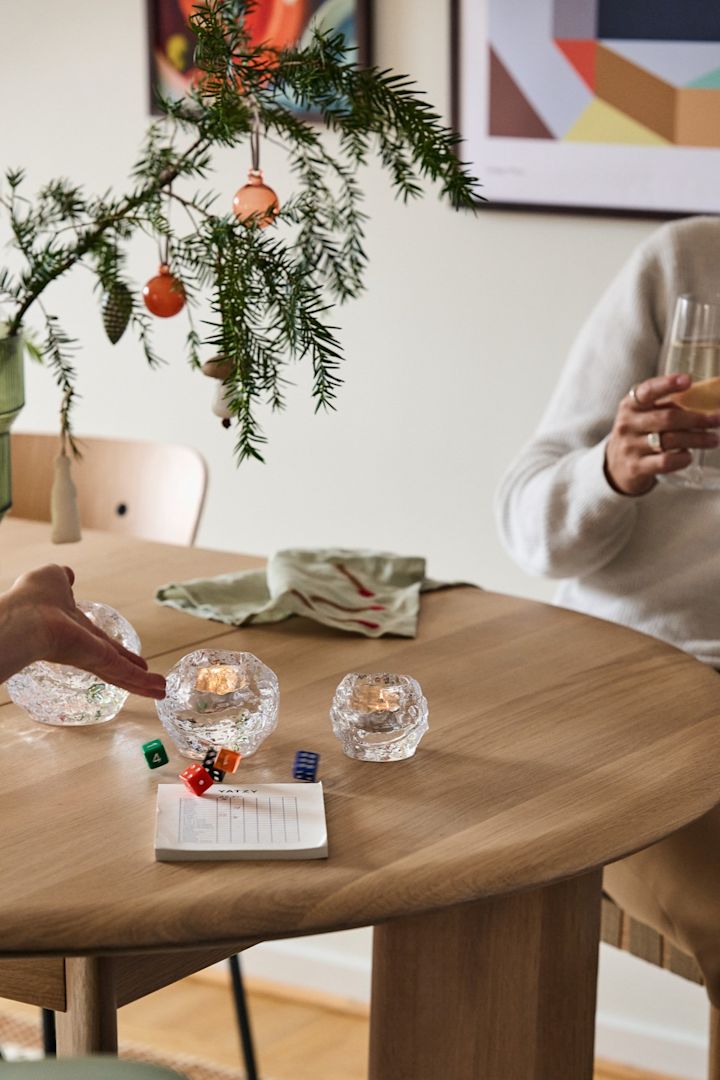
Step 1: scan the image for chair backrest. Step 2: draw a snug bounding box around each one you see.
[9,433,207,546]
[600,893,703,985]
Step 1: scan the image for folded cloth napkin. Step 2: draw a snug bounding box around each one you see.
[155,547,455,638]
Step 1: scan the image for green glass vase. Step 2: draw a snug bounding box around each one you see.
[0,335,25,520]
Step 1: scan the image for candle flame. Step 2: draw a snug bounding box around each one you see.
[195,665,241,695]
[351,683,401,713]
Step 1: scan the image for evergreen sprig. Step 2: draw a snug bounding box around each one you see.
[0,0,481,461]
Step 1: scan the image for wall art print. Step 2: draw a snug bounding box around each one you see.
[453,0,720,215]
[148,0,372,115]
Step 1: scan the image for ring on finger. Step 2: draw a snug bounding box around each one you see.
[628,384,641,407]
[647,431,663,453]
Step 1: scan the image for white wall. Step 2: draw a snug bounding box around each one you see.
[0,0,708,1072]
[0,0,654,596]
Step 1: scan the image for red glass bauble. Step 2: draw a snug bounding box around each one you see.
[232,170,280,228]
[142,263,186,318]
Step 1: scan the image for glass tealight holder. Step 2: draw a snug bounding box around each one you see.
[330,672,429,762]
[6,601,140,726]
[156,648,279,760]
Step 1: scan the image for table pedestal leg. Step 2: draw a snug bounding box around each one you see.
[709,1006,720,1080]
[55,957,117,1056]
[368,869,602,1080]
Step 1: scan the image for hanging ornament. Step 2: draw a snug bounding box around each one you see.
[142,264,186,318]
[101,284,133,344]
[51,450,81,544]
[201,356,234,428]
[232,111,279,228]
[232,170,280,228]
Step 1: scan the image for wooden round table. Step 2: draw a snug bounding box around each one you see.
[1,519,719,1080]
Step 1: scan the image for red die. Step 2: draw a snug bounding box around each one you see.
[215,748,242,773]
[179,764,214,796]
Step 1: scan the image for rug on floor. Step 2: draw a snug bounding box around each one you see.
[0,1008,270,1080]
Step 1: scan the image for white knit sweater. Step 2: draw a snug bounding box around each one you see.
[496,215,720,667]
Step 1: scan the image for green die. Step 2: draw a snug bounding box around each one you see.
[142,738,169,770]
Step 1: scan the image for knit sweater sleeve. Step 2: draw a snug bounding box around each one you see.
[496,224,678,580]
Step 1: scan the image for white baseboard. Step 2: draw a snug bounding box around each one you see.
[239,933,372,1005]
[596,944,709,1078]
[595,1013,707,1079]
[212,935,711,1078]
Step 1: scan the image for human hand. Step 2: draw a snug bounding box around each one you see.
[0,564,166,699]
[605,373,720,496]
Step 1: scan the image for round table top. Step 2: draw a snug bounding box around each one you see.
[1,519,720,958]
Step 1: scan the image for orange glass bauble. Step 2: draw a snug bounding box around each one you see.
[232,170,280,228]
[142,264,186,318]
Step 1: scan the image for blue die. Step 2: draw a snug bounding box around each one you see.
[293,750,319,782]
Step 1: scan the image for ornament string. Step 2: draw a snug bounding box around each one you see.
[163,184,172,265]
[155,184,172,267]
[250,106,261,172]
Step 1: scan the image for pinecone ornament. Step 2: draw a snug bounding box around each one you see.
[102,284,133,344]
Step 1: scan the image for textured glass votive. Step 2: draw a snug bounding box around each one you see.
[330,672,429,761]
[6,601,140,726]
[156,648,280,760]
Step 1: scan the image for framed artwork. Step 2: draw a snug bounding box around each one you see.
[147,0,372,115]
[452,0,720,216]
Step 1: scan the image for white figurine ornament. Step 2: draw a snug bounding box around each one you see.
[201,357,234,427]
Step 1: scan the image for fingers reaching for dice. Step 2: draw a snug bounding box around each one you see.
[74,607,149,670]
[0,563,165,696]
[55,622,166,699]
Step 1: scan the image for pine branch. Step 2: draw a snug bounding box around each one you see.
[5,134,209,336]
[40,313,80,454]
[0,0,481,462]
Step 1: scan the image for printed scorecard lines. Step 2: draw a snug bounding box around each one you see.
[178,792,301,846]
[155,782,327,860]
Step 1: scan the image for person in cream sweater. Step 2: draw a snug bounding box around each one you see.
[496,215,720,1005]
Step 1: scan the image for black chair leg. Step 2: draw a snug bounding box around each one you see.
[228,954,259,1080]
[41,1008,56,1056]
[42,968,257,1072]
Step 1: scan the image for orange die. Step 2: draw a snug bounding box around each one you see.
[214,747,242,773]
[179,763,214,796]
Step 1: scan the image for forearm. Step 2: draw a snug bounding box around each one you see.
[496,227,677,579]
[496,439,638,579]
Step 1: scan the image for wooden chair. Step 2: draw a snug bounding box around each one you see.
[9,433,259,1079]
[601,895,720,1078]
[9,433,207,545]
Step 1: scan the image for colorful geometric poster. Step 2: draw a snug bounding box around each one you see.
[147,0,371,114]
[454,0,720,213]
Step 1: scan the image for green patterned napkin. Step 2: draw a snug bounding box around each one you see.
[156,548,458,638]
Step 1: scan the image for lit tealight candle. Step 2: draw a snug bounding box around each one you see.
[351,683,401,713]
[195,665,241,695]
[331,671,428,762]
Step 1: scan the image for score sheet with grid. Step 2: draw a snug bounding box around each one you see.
[155,782,327,861]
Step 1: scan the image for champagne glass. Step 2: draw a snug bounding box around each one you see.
[660,294,720,489]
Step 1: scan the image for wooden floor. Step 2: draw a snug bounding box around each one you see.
[1,971,685,1080]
